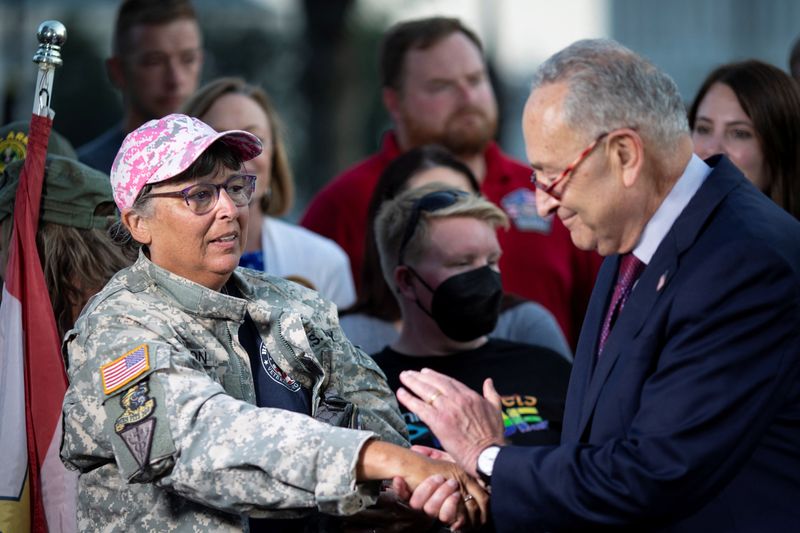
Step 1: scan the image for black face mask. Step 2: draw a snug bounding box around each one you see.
[408,265,503,342]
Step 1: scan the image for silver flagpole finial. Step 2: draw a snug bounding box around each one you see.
[33,20,67,68]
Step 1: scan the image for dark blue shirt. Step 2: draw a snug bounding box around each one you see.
[237,310,311,416]
[229,282,314,532]
[239,250,265,271]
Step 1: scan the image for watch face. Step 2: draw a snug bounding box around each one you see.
[478,445,501,475]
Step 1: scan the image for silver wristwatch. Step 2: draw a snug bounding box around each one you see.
[476,445,501,485]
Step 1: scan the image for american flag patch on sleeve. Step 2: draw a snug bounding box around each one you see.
[101,344,150,395]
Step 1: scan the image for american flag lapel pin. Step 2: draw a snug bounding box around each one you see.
[656,271,668,291]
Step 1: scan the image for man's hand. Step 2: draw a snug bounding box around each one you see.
[397,369,505,477]
[407,475,478,532]
[403,454,489,530]
[357,440,489,530]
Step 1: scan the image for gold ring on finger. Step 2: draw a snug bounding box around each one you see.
[427,390,444,405]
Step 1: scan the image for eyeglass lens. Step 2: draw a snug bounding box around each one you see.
[185,174,255,214]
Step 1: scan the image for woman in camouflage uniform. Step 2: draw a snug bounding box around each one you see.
[60,114,487,532]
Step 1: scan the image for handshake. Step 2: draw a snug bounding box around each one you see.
[354,369,506,532]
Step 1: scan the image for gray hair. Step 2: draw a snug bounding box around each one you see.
[531,39,688,147]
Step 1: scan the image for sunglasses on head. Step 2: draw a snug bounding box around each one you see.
[397,189,469,265]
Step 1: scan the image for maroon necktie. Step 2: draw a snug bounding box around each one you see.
[598,253,646,356]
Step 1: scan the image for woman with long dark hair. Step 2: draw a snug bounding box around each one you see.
[689,60,800,219]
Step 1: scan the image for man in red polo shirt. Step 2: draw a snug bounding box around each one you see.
[301,16,600,346]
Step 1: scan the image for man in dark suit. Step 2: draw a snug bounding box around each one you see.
[395,39,800,531]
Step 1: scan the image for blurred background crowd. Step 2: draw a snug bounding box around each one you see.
[1,1,799,530]
[2,0,799,217]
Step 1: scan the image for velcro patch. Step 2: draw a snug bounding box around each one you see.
[101,344,150,395]
[115,382,157,468]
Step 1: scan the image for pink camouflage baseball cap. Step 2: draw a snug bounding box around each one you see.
[110,113,262,210]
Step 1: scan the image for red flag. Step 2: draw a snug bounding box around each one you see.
[0,113,77,532]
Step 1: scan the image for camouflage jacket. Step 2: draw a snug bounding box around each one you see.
[60,252,408,532]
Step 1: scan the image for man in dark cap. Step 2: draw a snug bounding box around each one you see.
[0,120,77,173]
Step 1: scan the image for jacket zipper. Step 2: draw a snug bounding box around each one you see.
[276,314,326,416]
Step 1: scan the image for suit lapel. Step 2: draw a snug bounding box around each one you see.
[571,155,744,441]
[562,256,616,442]
[575,249,678,437]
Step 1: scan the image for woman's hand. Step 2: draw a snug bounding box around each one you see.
[411,445,455,463]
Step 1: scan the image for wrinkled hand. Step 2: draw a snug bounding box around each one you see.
[398,369,505,477]
[404,474,491,532]
[402,454,489,531]
[404,446,492,531]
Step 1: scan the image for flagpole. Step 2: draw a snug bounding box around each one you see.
[27,22,77,533]
[3,18,76,533]
[31,20,66,118]
[1,19,69,533]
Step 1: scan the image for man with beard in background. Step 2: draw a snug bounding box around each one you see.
[302,17,601,347]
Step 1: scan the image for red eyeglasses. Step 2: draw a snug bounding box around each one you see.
[530,131,609,201]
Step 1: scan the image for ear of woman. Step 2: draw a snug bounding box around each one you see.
[121,209,152,246]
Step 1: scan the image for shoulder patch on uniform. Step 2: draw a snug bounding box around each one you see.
[114,382,157,468]
[101,344,150,395]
